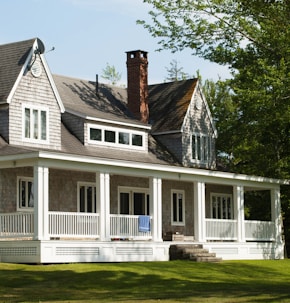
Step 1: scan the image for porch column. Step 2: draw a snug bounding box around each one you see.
[194,181,206,242]
[234,185,245,242]
[96,172,110,241]
[271,187,283,244]
[149,177,162,242]
[33,165,49,241]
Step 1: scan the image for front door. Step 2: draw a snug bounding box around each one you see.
[119,188,149,215]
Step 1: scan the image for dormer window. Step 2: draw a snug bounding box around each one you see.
[88,124,145,150]
[23,105,48,142]
[191,133,210,164]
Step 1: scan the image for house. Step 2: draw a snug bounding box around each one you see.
[0,38,287,263]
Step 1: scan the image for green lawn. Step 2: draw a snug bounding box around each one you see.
[0,259,290,303]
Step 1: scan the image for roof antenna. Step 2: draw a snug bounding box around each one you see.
[46,47,55,53]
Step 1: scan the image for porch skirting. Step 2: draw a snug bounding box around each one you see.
[0,240,284,263]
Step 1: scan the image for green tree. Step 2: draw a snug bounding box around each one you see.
[101,63,121,85]
[165,59,189,81]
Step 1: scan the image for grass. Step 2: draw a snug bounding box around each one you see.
[0,260,290,303]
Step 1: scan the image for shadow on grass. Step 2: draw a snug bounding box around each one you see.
[0,260,290,302]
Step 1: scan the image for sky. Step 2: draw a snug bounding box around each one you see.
[0,0,231,85]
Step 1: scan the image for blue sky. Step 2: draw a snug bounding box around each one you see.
[1,0,230,85]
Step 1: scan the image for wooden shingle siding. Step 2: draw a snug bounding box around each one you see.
[9,57,61,150]
[62,112,85,144]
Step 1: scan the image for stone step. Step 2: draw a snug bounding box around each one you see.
[190,256,223,262]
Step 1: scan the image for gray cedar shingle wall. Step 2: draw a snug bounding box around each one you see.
[62,112,85,144]
[182,85,216,168]
[9,57,61,150]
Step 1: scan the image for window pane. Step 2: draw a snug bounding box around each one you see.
[204,137,208,161]
[196,135,201,160]
[132,134,142,146]
[25,108,30,138]
[33,109,38,139]
[41,111,47,140]
[119,132,130,145]
[20,180,26,207]
[90,128,102,141]
[133,192,145,215]
[27,182,34,207]
[87,187,93,213]
[172,193,177,222]
[105,130,115,143]
[120,193,130,214]
[79,186,85,212]
[178,193,183,222]
[192,135,196,160]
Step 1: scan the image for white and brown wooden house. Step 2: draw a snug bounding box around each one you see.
[0,38,287,263]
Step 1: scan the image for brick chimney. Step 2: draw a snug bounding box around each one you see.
[126,50,149,123]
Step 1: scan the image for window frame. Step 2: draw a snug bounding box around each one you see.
[88,124,145,150]
[17,176,34,211]
[22,104,49,143]
[171,189,185,226]
[77,182,97,213]
[191,133,210,165]
[210,193,233,220]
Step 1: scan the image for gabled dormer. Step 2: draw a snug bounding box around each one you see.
[148,79,217,169]
[0,38,64,150]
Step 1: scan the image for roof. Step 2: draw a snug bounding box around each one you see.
[53,74,148,128]
[0,38,35,102]
[148,79,198,133]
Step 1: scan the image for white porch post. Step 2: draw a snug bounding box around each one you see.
[96,172,110,241]
[149,177,162,242]
[234,185,245,242]
[194,181,206,242]
[271,187,283,244]
[33,165,49,240]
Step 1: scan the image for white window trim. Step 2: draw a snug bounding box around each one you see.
[171,189,185,226]
[191,132,210,164]
[88,124,146,151]
[22,104,49,144]
[17,176,34,211]
[77,182,97,213]
[210,193,233,219]
[118,186,149,215]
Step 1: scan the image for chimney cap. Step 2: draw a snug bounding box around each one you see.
[126,50,148,59]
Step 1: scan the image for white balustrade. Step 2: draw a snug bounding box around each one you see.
[110,214,152,239]
[245,220,275,241]
[48,211,99,238]
[0,212,34,238]
[206,219,238,240]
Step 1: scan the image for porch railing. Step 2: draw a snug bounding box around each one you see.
[48,211,100,238]
[110,214,152,239]
[206,219,238,240]
[245,220,275,241]
[0,212,34,238]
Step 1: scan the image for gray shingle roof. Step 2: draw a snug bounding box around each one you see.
[0,38,35,102]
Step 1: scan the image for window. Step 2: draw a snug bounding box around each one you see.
[23,106,48,142]
[18,177,34,210]
[118,187,149,215]
[210,193,233,219]
[78,183,96,213]
[171,190,185,225]
[192,133,210,164]
[88,124,145,150]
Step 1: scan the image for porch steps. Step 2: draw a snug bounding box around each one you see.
[169,244,222,262]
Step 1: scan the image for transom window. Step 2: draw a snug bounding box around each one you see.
[171,190,185,226]
[78,182,96,213]
[88,124,145,150]
[210,193,233,219]
[17,177,34,210]
[23,105,48,142]
[118,187,149,215]
[191,133,210,164]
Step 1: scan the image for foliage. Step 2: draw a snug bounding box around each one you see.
[1,260,290,302]
[101,63,121,85]
[165,59,189,81]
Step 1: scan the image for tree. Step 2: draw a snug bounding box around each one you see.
[138,0,290,254]
[165,59,189,81]
[101,63,121,85]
